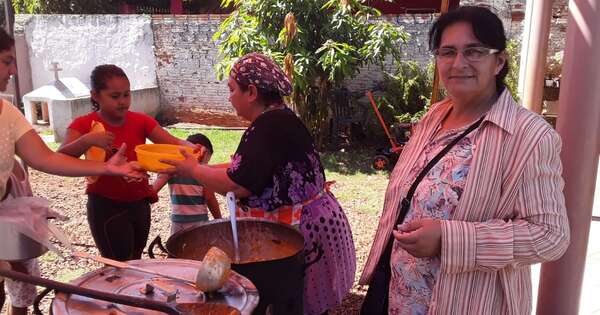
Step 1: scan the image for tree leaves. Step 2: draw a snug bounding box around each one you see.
[213,0,408,144]
[13,0,120,14]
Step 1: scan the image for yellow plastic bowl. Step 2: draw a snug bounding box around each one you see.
[135,144,198,172]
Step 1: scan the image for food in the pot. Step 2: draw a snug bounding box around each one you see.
[195,247,232,292]
[241,238,298,263]
[184,237,299,264]
[84,120,106,183]
[177,303,241,315]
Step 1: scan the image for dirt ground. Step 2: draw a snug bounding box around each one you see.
[4,167,383,314]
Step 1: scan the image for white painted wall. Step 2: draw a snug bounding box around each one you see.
[22,15,157,91]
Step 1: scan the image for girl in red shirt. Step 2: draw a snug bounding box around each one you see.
[59,65,194,261]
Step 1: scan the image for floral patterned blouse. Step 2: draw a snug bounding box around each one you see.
[389,124,479,315]
[227,107,325,211]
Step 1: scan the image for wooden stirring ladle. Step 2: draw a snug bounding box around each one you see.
[73,251,196,286]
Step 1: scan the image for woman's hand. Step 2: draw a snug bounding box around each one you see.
[393,219,442,258]
[105,143,147,179]
[160,148,199,177]
[84,131,115,150]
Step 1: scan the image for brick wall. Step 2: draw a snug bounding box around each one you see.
[148,3,568,123]
[344,10,519,93]
[345,0,568,94]
[151,14,248,126]
[14,1,569,127]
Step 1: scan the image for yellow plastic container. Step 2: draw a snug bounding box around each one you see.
[85,120,107,184]
[135,144,198,172]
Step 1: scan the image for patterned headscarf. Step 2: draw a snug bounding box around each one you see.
[230,53,293,96]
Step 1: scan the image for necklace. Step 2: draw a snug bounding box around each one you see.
[261,102,286,114]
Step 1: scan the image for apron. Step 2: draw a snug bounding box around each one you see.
[235,181,336,226]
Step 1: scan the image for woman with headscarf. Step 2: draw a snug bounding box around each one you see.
[163,53,356,315]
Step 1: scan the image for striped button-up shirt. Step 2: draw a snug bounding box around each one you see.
[360,89,570,314]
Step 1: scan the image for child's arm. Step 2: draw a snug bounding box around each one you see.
[152,173,171,193]
[148,126,192,146]
[210,163,231,169]
[148,126,208,157]
[58,128,114,157]
[205,189,222,219]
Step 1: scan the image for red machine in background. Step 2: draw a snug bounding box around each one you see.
[366,91,413,171]
[364,1,454,170]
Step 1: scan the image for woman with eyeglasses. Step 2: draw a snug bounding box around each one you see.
[359,6,569,315]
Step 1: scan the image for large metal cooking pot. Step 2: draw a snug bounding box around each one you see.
[148,218,323,315]
[28,258,258,315]
[0,221,47,261]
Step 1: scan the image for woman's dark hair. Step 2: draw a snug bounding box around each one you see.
[186,133,214,155]
[236,81,283,104]
[0,28,15,52]
[429,6,508,92]
[90,64,129,111]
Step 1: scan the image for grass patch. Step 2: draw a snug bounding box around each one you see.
[43,128,387,215]
[38,251,88,282]
[322,147,388,215]
[167,128,388,213]
[166,128,243,164]
[167,128,388,215]
[41,128,243,161]
[55,268,88,282]
[38,250,61,263]
[321,147,378,176]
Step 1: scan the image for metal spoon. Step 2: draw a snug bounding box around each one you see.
[226,192,240,263]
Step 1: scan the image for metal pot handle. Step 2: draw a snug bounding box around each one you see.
[147,236,168,259]
[33,287,52,315]
[0,268,180,315]
[303,243,324,274]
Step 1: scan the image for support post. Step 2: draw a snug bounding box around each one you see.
[536,0,600,314]
[520,0,553,113]
[430,0,450,104]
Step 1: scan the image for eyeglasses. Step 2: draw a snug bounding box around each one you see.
[433,46,499,63]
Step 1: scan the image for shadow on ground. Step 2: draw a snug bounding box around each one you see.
[331,290,367,314]
[321,144,389,176]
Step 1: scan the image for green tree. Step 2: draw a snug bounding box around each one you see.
[13,0,119,14]
[213,0,408,146]
[379,61,433,123]
[12,0,40,13]
[505,39,520,103]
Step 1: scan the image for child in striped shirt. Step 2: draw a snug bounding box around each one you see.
[153,133,221,235]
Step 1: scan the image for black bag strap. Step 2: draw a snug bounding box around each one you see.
[376,115,485,265]
[363,116,485,315]
[394,115,485,227]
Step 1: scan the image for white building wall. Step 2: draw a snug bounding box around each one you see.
[18,14,157,91]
